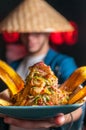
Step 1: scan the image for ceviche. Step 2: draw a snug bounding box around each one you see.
[0,60,86,106]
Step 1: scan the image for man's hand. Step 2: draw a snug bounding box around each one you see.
[2,108,82,129]
[0,89,82,129]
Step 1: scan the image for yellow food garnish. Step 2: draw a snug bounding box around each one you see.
[68,86,86,104]
[0,60,24,95]
[60,66,86,92]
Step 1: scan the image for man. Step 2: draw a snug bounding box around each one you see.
[3,32,83,130]
[0,0,85,130]
[11,33,77,82]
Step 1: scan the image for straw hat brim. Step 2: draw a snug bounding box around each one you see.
[0,0,74,33]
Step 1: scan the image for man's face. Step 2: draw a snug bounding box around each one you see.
[20,33,49,54]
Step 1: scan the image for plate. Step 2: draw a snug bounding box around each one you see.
[0,104,82,120]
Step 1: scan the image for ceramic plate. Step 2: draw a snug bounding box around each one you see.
[0,104,82,120]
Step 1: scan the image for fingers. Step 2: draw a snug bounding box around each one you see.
[4,117,55,129]
[3,114,66,129]
[55,113,65,126]
[3,108,82,129]
[4,109,81,129]
[55,108,82,127]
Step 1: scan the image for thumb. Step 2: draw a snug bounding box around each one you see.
[54,113,65,126]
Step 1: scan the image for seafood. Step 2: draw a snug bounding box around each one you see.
[0,60,86,106]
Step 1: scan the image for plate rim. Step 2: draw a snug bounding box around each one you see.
[0,103,82,109]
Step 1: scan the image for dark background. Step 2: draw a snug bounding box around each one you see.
[0,0,86,67]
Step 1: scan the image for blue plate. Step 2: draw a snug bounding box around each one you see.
[0,104,82,120]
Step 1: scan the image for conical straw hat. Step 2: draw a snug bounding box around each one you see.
[0,0,74,33]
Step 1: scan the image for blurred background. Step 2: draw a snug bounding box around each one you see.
[0,0,86,66]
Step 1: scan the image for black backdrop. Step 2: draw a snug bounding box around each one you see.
[0,0,86,66]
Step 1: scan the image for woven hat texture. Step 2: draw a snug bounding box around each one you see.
[0,0,74,32]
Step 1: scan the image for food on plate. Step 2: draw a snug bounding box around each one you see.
[60,66,86,104]
[60,66,86,92]
[0,98,12,106]
[0,61,86,106]
[13,62,70,106]
[0,60,24,95]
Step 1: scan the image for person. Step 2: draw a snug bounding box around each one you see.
[0,33,85,130]
[2,32,28,64]
[0,0,85,130]
[6,43,28,64]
